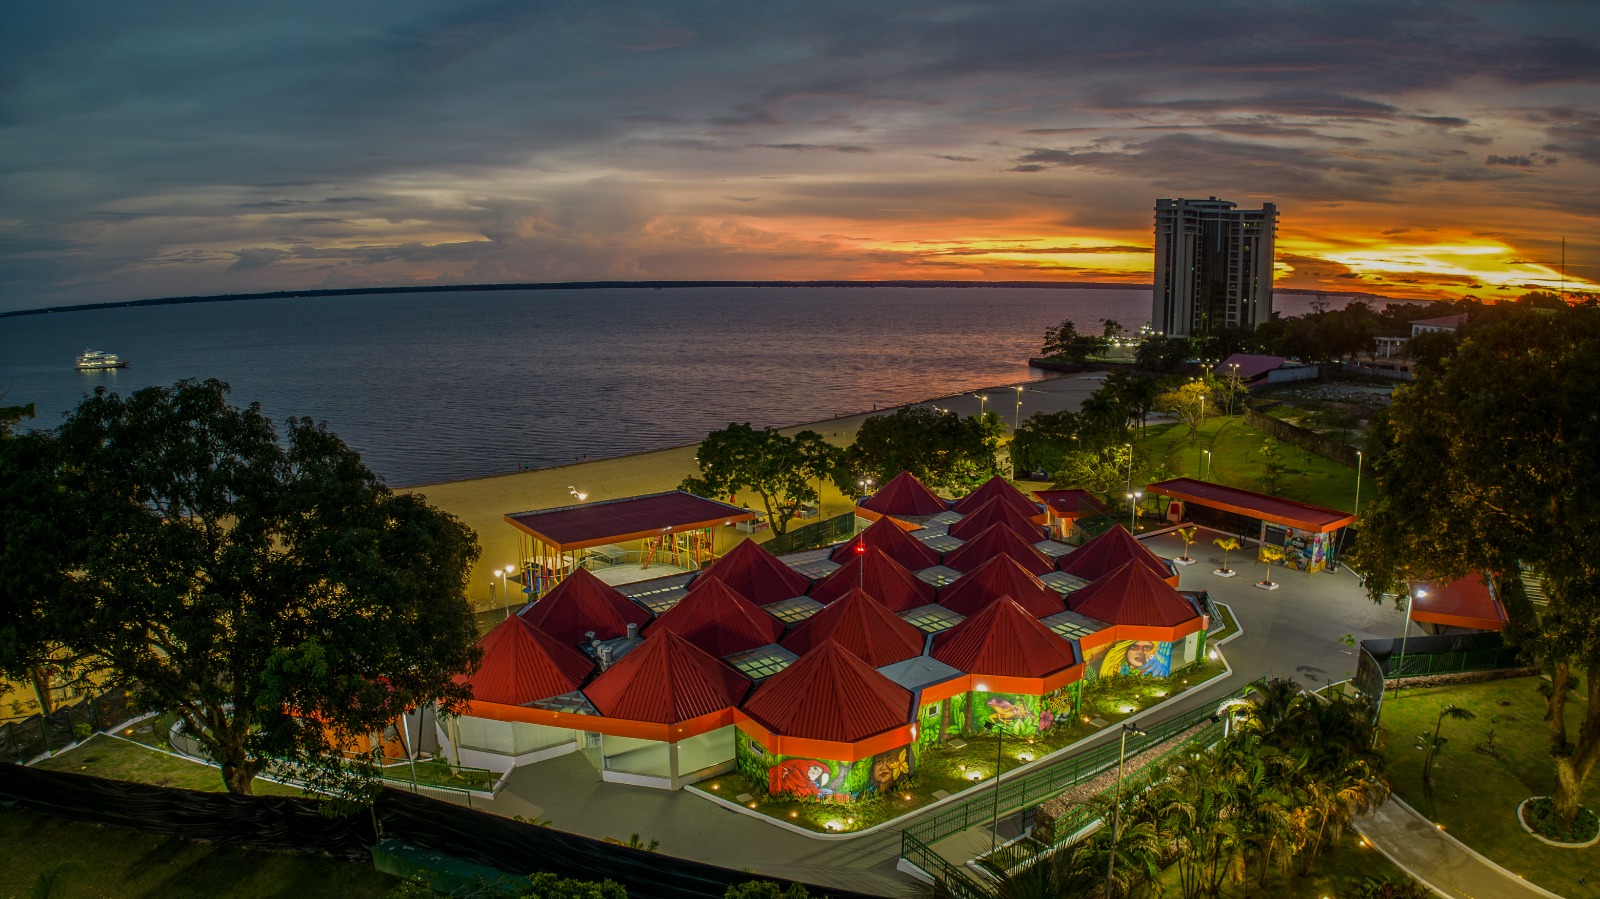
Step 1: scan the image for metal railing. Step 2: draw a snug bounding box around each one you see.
[902,685,1246,852]
[901,830,994,899]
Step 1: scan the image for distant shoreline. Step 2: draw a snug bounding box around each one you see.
[0,279,1393,319]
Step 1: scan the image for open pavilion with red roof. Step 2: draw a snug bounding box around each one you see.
[1408,574,1507,633]
[1148,477,1355,572]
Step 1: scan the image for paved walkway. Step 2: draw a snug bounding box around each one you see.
[1356,798,1562,899]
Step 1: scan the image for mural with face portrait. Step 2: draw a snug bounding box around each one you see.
[1084,639,1174,679]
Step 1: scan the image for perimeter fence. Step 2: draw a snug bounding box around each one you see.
[0,763,874,899]
[899,684,1246,893]
[0,687,137,763]
[764,512,856,555]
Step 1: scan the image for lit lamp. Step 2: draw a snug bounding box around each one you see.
[1126,491,1143,532]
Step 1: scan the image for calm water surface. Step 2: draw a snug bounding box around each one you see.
[0,286,1339,485]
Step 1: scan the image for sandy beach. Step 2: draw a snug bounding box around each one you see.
[401,371,1108,610]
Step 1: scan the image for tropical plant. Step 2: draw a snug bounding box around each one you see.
[1213,536,1241,573]
[1174,526,1197,562]
[1257,544,1285,587]
[1040,319,1107,362]
[1418,705,1476,787]
[1156,381,1213,444]
[839,406,1003,493]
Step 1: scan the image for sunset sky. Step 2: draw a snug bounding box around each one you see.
[2,1,1597,311]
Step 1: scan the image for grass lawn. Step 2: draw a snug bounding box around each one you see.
[1153,830,1419,898]
[1135,415,1377,513]
[0,806,399,899]
[691,658,1229,833]
[1376,676,1600,897]
[33,734,303,797]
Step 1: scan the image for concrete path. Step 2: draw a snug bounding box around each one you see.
[1356,798,1562,899]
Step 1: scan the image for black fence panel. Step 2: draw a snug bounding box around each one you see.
[0,764,881,899]
[0,762,375,860]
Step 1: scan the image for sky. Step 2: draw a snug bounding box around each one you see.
[2,1,1598,312]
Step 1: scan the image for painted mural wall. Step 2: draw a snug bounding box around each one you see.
[921,685,1079,741]
[1083,639,1176,679]
[735,729,914,804]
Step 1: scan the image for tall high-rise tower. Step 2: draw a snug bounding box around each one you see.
[1152,197,1277,337]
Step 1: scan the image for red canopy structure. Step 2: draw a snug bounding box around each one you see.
[808,546,936,612]
[947,496,1047,542]
[518,568,652,645]
[741,641,913,744]
[1067,560,1203,642]
[583,630,750,725]
[932,597,1081,682]
[465,616,596,705]
[645,576,784,657]
[829,516,941,570]
[942,523,1054,575]
[938,554,1063,618]
[1031,489,1108,520]
[1057,524,1175,585]
[780,588,926,667]
[857,471,948,521]
[952,476,1041,518]
[1408,575,1507,631]
[694,538,812,605]
[1147,478,1354,534]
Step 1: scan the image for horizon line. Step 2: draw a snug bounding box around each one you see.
[0,278,1400,319]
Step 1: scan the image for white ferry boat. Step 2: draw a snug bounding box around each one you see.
[75,349,128,371]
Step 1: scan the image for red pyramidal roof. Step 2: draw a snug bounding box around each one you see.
[808,546,936,612]
[781,588,925,667]
[951,475,1039,518]
[466,616,596,705]
[645,576,784,657]
[742,641,913,742]
[938,553,1063,618]
[947,495,1047,542]
[583,630,750,724]
[829,515,941,570]
[518,568,652,645]
[696,538,812,606]
[859,471,948,518]
[932,597,1079,678]
[1067,559,1200,628]
[1057,524,1170,582]
[942,523,1054,575]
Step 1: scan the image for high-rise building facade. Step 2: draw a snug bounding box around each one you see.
[1152,197,1277,337]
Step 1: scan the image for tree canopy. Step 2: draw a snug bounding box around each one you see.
[39,380,482,796]
[841,406,1002,493]
[1039,319,1107,363]
[1352,304,1600,824]
[680,423,838,534]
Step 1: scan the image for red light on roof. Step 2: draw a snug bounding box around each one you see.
[854,542,866,554]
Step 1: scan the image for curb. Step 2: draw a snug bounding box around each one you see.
[1355,796,1567,899]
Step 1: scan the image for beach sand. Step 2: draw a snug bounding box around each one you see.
[400,372,1106,610]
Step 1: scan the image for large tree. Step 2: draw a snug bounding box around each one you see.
[841,406,1002,493]
[1039,319,1106,362]
[1353,305,1600,825]
[680,423,839,535]
[48,380,482,796]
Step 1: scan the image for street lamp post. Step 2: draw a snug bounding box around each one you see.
[976,394,989,417]
[1354,450,1364,518]
[498,566,514,618]
[984,721,1006,851]
[1126,491,1143,532]
[1013,386,1024,431]
[1106,722,1148,895]
[1393,588,1421,699]
[1202,450,1212,482]
[1123,443,1133,494]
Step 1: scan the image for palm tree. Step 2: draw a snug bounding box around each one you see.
[1256,544,1285,588]
[992,840,1102,899]
[1213,536,1240,574]
[1418,704,1476,787]
[1242,677,1303,737]
[1175,526,1197,563]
